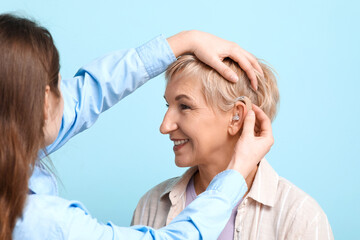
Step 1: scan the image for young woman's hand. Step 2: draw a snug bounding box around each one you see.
[167,30,263,90]
[227,105,274,179]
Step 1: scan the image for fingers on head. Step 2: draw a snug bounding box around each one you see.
[217,63,238,82]
[235,47,263,77]
[230,51,258,90]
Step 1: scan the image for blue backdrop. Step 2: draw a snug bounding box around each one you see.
[2,0,359,238]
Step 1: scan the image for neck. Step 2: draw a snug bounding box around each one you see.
[193,139,258,196]
[194,166,258,196]
[194,135,258,197]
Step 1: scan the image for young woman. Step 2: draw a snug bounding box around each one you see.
[0,14,274,239]
[132,55,334,239]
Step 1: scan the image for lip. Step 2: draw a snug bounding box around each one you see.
[171,138,189,152]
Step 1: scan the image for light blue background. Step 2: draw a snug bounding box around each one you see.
[2,0,359,238]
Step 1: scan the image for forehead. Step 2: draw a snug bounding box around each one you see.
[165,72,203,98]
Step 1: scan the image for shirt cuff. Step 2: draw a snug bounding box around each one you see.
[135,35,176,79]
[207,169,248,207]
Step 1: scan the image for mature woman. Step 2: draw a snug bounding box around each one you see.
[0,14,274,240]
[132,55,334,239]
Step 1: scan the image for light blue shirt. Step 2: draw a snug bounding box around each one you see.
[14,35,248,239]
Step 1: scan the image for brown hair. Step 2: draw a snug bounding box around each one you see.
[0,14,60,239]
[166,54,279,121]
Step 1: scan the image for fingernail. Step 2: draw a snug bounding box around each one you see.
[231,74,239,82]
[250,85,257,91]
[248,110,255,115]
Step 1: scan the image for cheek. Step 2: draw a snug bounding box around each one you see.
[192,119,228,156]
[192,136,220,160]
[175,113,229,164]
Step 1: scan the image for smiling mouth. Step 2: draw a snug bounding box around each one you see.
[172,139,189,151]
[174,139,189,146]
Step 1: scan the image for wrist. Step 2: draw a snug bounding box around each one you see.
[167,30,196,57]
[228,155,251,179]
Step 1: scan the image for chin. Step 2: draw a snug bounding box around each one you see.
[174,158,193,168]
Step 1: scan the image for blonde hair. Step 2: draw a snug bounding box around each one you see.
[165,54,280,121]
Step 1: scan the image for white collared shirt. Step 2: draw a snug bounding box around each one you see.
[132,159,334,240]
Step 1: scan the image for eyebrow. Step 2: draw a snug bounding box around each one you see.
[163,94,192,102]
[175,94,192,101]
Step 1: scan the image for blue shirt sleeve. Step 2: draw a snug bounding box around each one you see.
[40,35,176,158]
[15,170,247,239]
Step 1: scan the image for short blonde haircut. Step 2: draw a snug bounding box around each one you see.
[165,54,279,121]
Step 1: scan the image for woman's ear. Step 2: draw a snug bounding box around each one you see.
[228,101,248,136]
[43,85,50,121]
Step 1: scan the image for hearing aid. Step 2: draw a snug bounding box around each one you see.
[235,96,252,111]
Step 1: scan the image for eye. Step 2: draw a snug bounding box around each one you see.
[165,103,169,108]
[180,104,191,110]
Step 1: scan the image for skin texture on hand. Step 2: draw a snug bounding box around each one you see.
[227,105,274,179]
[167,30,263,90]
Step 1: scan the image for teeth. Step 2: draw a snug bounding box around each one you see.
[174,139,189,146]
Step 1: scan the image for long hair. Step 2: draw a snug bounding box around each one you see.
[0,14,60,240]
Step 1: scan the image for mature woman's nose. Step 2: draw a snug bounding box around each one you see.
[160,111,177,134]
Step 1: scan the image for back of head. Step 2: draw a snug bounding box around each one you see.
[166,54,280,121]
[0,14,60,240]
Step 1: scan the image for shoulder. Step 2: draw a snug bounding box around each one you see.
[252,160,326,218]
[275,177,333,238]
[276,177,324,215]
